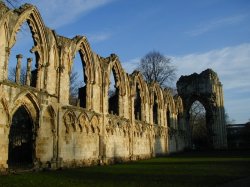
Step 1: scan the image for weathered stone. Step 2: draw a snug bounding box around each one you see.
[0,3,227,171]
[177,69,227,149]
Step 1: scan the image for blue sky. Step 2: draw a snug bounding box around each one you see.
[9,0,250,123]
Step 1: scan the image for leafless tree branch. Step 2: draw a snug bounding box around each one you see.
[137,51,176,88]
[2,0,21,8]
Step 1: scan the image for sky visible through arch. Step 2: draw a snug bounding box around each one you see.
[8,0,250,124]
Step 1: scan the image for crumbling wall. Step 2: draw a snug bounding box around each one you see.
[0,2,193,171]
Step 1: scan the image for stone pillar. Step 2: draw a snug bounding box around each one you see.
[26,58,32,86]
[3,47,10,80]
[15,54,23,84]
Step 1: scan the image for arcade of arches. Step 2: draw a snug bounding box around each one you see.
[0,3,227,170]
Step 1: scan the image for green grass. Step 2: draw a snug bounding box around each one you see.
[1,151,250,187]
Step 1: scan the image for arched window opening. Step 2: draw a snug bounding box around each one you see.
[69,51,86,107]
[167,109,171,128]
[8,105,34,168]
[8,22,37,87]
[134,83,142,120]
[189,100,210,150]
[108,69,119,115]
[153,93,158,124]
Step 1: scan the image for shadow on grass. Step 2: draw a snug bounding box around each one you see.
[1,150,250,187]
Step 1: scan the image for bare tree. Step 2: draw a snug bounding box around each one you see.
[189,101,210,149]
[225,112,235,125]
[189,101,206,134]
[137,51,176,88]
[189,101,205,124]
[1,0,21,8]
[8,67,26,84]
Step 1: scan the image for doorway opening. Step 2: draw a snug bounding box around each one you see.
[189,101,211,150]
[8,106,34,168]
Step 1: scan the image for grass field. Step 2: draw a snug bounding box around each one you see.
[1,151,250,187]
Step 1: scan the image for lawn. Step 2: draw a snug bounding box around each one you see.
[1,151,250,187]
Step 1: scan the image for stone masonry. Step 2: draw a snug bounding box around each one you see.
[0,3,226,171]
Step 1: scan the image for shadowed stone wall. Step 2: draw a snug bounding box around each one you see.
[177,69,227,149]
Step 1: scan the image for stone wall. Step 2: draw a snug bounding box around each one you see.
[0,3,187,170]
[177,69,227,149]
[0,3,228,171]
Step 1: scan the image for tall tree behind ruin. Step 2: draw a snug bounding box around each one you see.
[137,51,176,88]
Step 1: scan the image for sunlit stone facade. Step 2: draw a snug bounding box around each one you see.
[0,3,226,171]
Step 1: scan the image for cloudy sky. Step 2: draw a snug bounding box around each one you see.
[9,0,250,123]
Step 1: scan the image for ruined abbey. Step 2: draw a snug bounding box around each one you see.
[0,3,227,171]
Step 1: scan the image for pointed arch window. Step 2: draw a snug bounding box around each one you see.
[8,22,37,87]
[134,83,142,121]
[108,68,119,115]
[8,105,34,168]
[69,51,86,107]
[153,92,158,124]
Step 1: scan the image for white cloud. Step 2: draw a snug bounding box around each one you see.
[172,43,250,123]
[26,0,116,28]
[122,43,250,123]
[121,58,140,74]
[87,32,111,43]
[172,43,250,91]
[187,14,248,36]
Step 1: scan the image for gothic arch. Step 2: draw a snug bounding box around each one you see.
[130,71,149,104]
[103,54,127,116]
[130,71,149,121]
[90,115,100,134]
[149,83,164,109]
[11,91,40,125]
[63,110,77,133]
[8,4,48,63]
[106,54,126,96]
[149,82,164,125]
[77,111,90,133]
[8,105,35,168]
[73,36,95,84]
[6,4,49,90]
[186,94,215,134]
[177,69,227,149]
[8,91,40,168]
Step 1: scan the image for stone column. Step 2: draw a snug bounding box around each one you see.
[15,54,23,84]
[3,47,10,80]
[26,58,32,86]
